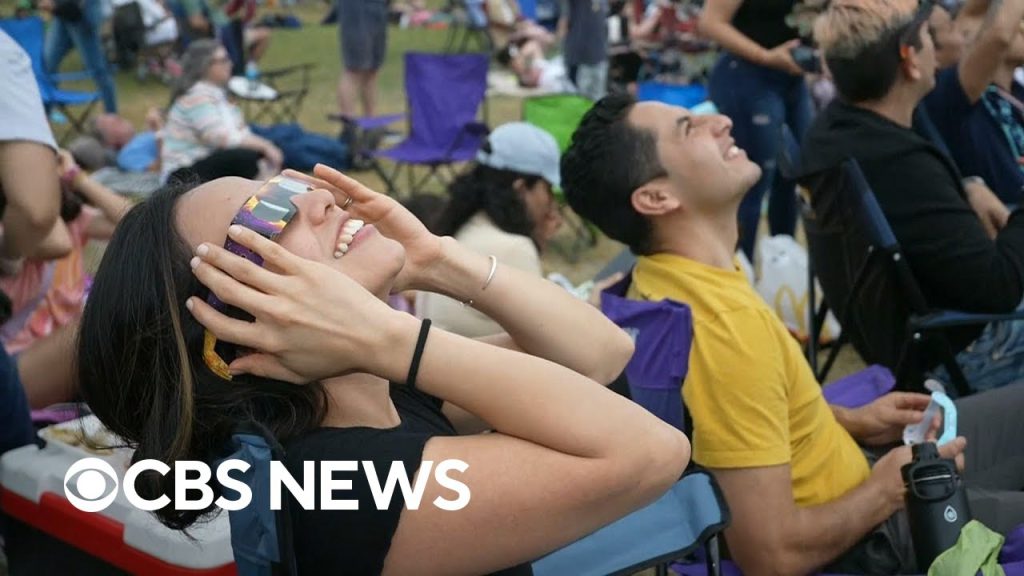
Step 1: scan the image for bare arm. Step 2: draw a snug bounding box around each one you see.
[698,0,801,74]
[426,237,635,386]
[713,436,967,575]
[61,155,134,230]
[382,316,688,575]
[958,0,1024,103]
[28,218,72,260]
[0,141,61,258]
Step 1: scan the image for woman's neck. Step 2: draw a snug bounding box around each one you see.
[320,373,401,429]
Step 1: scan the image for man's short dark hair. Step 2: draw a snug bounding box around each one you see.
[561,94,662,255]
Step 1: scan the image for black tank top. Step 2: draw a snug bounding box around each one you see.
[732,0,798,49]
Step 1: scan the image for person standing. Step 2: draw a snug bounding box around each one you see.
[336,0,389,119]
[559,0,609,101]
[38,0,119,113]
[699,0,812,261]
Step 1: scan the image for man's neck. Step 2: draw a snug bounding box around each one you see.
[854,90,919,128]
[653,211,738,270]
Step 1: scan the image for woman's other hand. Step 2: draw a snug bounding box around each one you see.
[186,225,413,383]
[761,39,804,75]
[295,164,446,293]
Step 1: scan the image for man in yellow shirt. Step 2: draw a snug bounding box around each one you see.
[561,90,1024,574]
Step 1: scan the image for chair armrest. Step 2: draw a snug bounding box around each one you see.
[259,63,315,80]
[910,308,1024,330]
[444,121,490,159]
[327,113,405,131]
[531,469,729,576]
[52,70,93,84]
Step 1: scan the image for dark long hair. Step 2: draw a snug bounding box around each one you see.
[76,181,327,531]
[436,164,541,245]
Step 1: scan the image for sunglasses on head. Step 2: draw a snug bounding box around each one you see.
[900,0,935,55]
[202,175,312,380]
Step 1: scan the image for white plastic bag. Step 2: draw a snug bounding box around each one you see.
[754,235,841,343]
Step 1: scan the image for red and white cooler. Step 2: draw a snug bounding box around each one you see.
[0,416,236,575]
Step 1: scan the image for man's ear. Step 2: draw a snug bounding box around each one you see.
[902,45,923,81]
[631,182,681,216]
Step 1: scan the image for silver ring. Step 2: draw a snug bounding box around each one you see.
[341,196,353,209]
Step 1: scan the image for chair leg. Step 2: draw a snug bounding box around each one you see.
[705,535,721,576]
[61,101,100,145]
[654,563,668,576]
[807,260,820,375]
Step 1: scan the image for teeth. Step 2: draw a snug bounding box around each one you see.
[726,145,740,160]
[342,219,364,235]
[335,220,364,259]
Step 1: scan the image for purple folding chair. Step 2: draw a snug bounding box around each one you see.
[372,52,490,195]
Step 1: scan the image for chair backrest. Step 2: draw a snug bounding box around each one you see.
[600,273,692,433]
[531,469,729,576]
[522,94,593,153]
[219,430,297,576]
[801,157,934,377]
[403,52,488,149]
[0,17,54,101]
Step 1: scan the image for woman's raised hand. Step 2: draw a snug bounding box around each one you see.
[283,165,446,293]
[186,225,410,383]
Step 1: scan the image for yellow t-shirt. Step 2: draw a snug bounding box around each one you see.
[628,253,870,507]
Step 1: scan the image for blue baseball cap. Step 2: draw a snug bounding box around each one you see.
[477,122,561,188]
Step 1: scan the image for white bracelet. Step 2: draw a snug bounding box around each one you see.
[463,255,498,307]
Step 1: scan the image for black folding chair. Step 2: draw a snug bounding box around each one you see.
[807,157,1024,396]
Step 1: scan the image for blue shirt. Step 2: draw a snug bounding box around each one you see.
[924,67,1024,204]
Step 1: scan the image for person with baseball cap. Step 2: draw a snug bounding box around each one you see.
[418,122,564,337]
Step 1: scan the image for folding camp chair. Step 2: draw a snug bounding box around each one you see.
[442,0,494,53]
[801,157,1024,397]
[0,16,102,145]
[221,19,315,125]
[368,52,490,195]
[522,93,597,261]
[778,124,838,381]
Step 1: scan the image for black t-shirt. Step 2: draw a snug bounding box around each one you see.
[283,384,533,576]
[732,0,797,49]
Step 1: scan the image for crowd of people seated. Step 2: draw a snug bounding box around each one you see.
[8,0,1024,574]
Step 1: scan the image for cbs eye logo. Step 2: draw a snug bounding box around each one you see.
[64,458,120,512]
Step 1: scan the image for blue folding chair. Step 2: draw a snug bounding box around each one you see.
[0,16,102,145]
[802,157,1024,396]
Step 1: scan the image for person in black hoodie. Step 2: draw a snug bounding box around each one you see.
[801,0,1024,394]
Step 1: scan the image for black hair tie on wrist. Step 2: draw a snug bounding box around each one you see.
[407,319,431,390]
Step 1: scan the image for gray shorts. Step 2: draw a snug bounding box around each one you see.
[337,0,389,71]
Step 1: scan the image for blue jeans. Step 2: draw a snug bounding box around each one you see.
[0,347,34,457]
[933,305,1024,394]
[708,53,812,260]
[44,0,118,113]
